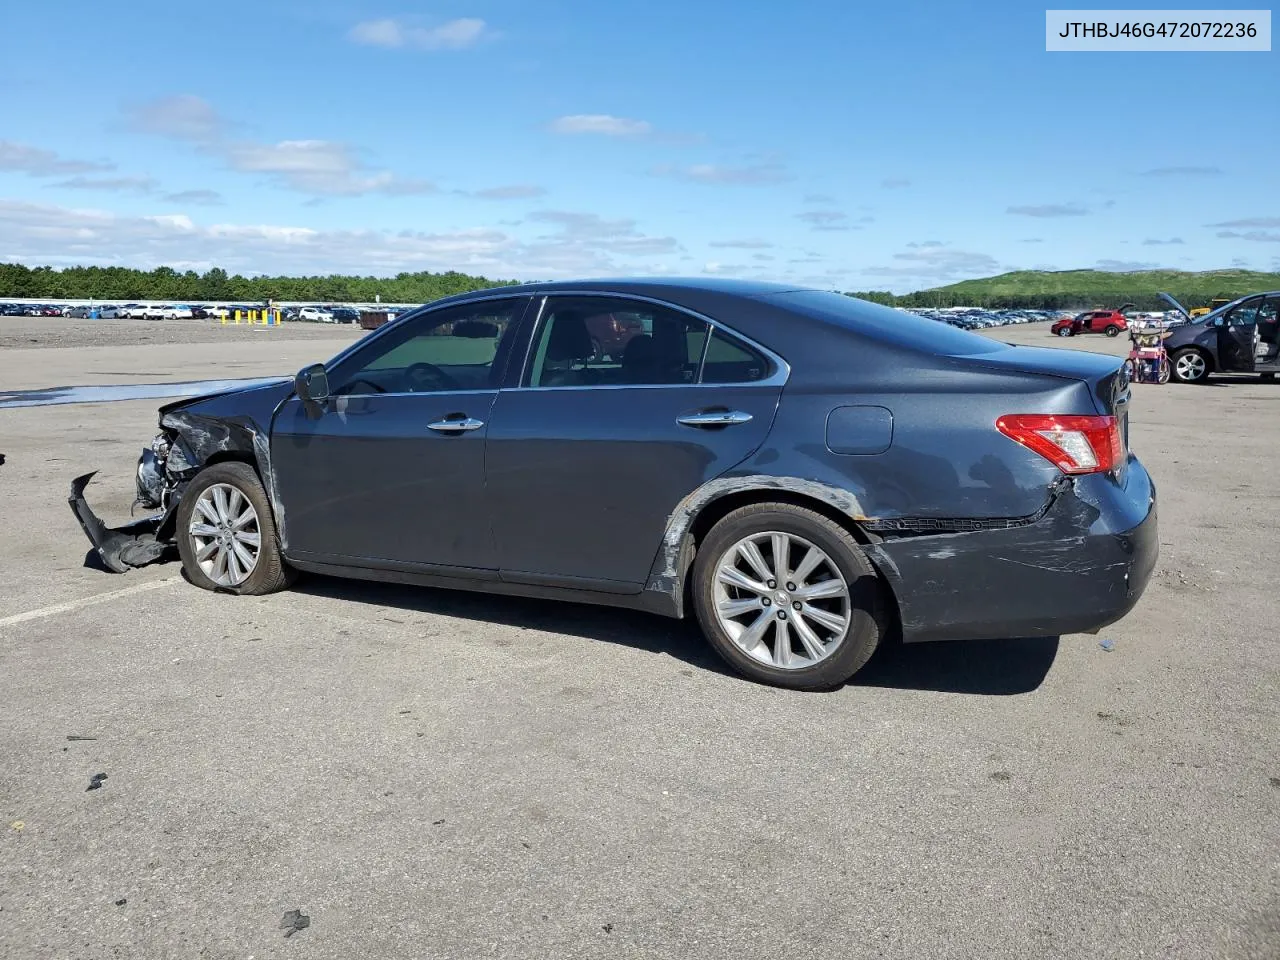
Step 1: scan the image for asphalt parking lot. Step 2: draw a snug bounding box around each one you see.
[1,317,1277,959]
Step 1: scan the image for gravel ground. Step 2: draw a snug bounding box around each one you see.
[0,316,368,350]
[0,321,1276,960]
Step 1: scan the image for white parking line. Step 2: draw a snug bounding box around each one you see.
[0,577,180,628]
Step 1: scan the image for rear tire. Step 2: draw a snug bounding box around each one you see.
[691,503,884,691]
[1105,325,1121,337]
[176,461,294,595]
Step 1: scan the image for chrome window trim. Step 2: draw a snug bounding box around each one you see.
[316,388,500,401]
[512,290,791,392]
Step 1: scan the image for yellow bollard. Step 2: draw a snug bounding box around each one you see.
[220,313,227,325]
[234,310,241,324]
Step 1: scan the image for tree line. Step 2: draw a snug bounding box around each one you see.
[0,261,1268,311]
[0,263,517,303]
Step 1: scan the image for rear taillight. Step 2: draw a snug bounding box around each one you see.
[996,414,1124,475]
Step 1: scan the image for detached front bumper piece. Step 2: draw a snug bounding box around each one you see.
[68,471,170,573]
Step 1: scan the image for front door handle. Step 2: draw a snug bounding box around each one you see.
[427,416,485,433]
[676,410,754,428]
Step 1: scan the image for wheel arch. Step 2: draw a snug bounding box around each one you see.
[644,477,902,635]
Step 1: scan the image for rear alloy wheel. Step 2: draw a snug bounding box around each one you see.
[176,461,293,595]
[692,503,884,690]
[1105,325,1121,337]
[1171,348,1210,384]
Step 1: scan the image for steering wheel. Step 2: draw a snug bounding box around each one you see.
[404,362,460,392]
[342,378,386,394]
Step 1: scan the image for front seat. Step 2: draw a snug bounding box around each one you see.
[620,334,661,383]
[539,311,598,386]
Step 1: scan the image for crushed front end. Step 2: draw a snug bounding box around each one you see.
[68,431,189,572]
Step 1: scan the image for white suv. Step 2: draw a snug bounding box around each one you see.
[298,306,335,323]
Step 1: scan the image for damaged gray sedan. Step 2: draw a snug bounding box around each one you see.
[72,279,1158,690]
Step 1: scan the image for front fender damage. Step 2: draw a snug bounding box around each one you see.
[70,407,283,574]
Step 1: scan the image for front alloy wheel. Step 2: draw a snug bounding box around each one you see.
[189,483,261,587]
[1172,349,1209,383]
[175,461,294,595]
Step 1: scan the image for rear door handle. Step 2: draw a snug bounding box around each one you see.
[676,410,753,428]
[427,417,485,433]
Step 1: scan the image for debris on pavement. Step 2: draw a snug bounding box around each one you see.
[68,471,169,573]
[280,909,311,938]
[1099,638,1116,652]
[115,898,127,907]
[66,735,97,741]
[85,773,108,792]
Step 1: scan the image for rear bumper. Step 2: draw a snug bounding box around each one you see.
[869,459,1158,643]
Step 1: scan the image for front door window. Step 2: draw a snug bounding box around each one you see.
[331,299,525,396]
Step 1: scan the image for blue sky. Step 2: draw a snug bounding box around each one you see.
[0,0,1276,292]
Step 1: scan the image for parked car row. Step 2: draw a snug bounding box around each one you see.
[900,307,1067,330]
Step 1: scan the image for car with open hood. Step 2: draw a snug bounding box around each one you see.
[1158,291,1280,383]
[70,278,1158,691]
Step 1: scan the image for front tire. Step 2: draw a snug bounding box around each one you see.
[692,503,884,691]
[175,461,293,595]
[1171,348,1210,384]
[1056,327,1073,337]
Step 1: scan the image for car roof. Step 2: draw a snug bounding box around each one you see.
[430,276,811,307]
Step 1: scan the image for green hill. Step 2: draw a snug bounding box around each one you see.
[851,269,1280,310]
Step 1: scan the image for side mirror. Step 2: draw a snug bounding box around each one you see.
[295,363,330,403]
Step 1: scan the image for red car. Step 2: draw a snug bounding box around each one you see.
[1051,305,1133,338]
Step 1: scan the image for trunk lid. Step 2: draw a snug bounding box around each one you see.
[964,343,1127,410]
[964,342,1132,475]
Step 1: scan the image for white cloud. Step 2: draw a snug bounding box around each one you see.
[1095,259,1161,271]
[121,97,433,198]
[469,184,546,200]
[223,139,436,197]
[125,95,227,142]
[796,210,850,231]
[50,176,158,193]
[526,210,678,257]
[1207,217,1280,228]
[651,162,790,185]
[1141,237,1184,246]
[548,114,653,137]
[881,178,911,188]
[163,189,223,205]
[1006,203,1088,217]
[1139,166,1223,177]
[1216,229,1280,243]
[0,140,113,176]
[349,17,490,51]
[709,238,773,249]
[0,199,684,280]
[861,244,1001,285]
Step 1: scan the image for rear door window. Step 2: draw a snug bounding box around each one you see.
[700,328,773,383]
[527,297,709,387]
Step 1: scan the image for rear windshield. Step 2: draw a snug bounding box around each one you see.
[763,290,1000,357]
